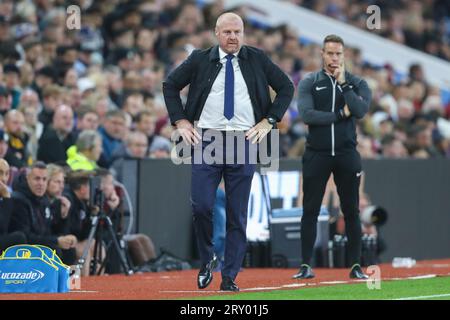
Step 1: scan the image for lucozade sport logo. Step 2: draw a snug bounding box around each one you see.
[0,269,45,285]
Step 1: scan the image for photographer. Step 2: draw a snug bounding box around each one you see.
[64,170,105,276]
[96,168,156,272]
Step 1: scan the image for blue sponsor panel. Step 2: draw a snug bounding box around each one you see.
[0,245,70,293]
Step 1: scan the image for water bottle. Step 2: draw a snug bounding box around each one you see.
[368,235,378,265]
[328,240,334,268]
[333,235,346,268]
[361,234,369,267]
[392,257,416,268]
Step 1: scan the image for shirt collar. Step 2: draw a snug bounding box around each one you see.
[219,47,239,60]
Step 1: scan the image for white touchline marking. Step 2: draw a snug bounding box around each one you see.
[243,287,282,291]
[405,274,436,280]
[320,281,350,285]
[394,293,450,300]
[160,290,223,293]
[157,273,446,295]
[282,284,307,288]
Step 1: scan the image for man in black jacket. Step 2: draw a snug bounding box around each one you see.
[0,159,27,252]
[9,162,77,251]
[37,104,77,165]
[294,35,371,280]
[163,12,294,291]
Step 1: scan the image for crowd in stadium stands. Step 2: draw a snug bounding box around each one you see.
[290,0,450,61]
[1,0,450,271]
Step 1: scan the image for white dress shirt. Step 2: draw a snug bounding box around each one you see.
[198,47,255,131]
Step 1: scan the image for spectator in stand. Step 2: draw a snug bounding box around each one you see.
[0,129,8,159]
[66,130,102,172]
[381,134,408,158]
[37,104,77,165]
[110,131,148,182]
[97,110,127,168]
[76,105,99,132]
[135,110,157,152]
[19,103,44,163]
[0,86,12,117]
[38,84,64,130]
[3,110,30,168]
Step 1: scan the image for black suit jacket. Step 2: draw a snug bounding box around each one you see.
[163,45,294,126]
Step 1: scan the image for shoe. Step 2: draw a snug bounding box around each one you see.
[349,264,369,279]
[292,264,315,279]
[220,277,239,292]
[197,254,218,289]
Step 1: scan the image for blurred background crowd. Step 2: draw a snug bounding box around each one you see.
[0,0,449,170]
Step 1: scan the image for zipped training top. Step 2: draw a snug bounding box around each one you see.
[297,69,371,155]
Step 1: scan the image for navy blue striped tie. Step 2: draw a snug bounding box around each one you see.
[224,54,235,120]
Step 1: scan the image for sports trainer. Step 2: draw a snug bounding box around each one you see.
[294,34,371,280]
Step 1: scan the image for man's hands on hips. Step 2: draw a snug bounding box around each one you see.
[246,119,273,144]
[175,119,201,145]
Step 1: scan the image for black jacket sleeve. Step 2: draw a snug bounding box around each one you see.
[0,198,14,235]
[342,75,371,119]
[298,73,344,125]
[262,53,295,121]
[162,50,200,125]
[9,200,58,248]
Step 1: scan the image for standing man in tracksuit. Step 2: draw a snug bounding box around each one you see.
[294,35,371,279]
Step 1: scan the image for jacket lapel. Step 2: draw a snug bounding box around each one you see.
[237,46,255,93]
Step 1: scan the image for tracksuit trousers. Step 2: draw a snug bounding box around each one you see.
[301,147,363,266]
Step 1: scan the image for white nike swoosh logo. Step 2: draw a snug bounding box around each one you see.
[315,86,327,91]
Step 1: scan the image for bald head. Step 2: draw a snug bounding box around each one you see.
[216,12,244,30]
[53,104,74,134]
[215,12,244,54]
[4,110,25,135]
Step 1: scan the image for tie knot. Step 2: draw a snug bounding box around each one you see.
[226,54,234,61]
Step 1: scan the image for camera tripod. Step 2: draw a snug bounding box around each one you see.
[77,190,134,276]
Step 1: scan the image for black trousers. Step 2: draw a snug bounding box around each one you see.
[301,148,362,266]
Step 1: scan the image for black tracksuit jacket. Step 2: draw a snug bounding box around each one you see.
[298,69,371,155]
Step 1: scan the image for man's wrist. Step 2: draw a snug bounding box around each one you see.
[175,119,188,126]
[266,116,277,127]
